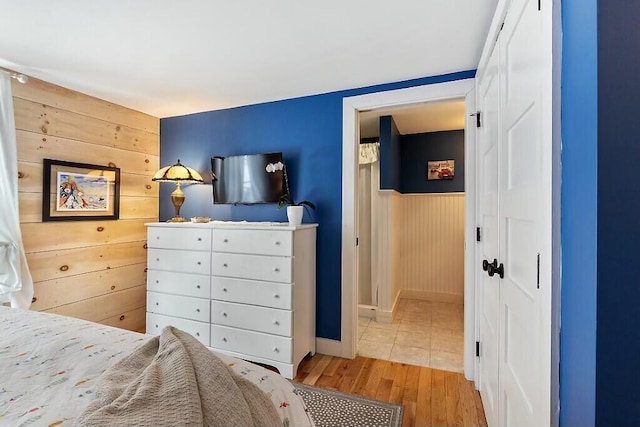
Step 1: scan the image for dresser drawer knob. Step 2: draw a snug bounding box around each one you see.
[196,285,201,289]
[223,238,228,243]
[223,263,228,267]
[197,261,202,265]
[222,312,227,317]
[195,332,200,337]
[274,294,280,299]
[111,285,116,291]
[222,288,228,292]
[155,302,159,306]
[273,268,279,272]
[197,237,202,241]
[273,320,280,326]
[222,337,227,342]
[274,241,280,245]
[196,308,200,313]
[156,280,159,284]
[273,347,280,353]
[156,258,160,262]
[155,324,159,328]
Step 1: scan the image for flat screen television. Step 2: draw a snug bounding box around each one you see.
[211,152,285,205]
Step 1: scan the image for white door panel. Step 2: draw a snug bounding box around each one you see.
[477,41,501,427]
[498,0,550,425]
[476,0,551,425]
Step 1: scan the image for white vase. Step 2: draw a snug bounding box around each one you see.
[287,205,303,226]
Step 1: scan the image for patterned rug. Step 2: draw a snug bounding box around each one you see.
[293,382,403,427]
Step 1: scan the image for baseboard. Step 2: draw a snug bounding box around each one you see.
[357,305,377,319]
[376,309,393,324]
[400,289,464,304]
[373,292,401,324]
[315,337,343,357]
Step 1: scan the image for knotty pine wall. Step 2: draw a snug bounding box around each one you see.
[12,77,159,332]
[396,193,465,302]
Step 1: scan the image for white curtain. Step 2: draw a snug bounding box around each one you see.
[359,142,379,165]
[0,73,33,308]
[357,142,381,306]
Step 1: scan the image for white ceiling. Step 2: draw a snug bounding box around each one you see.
[0,1,497,118]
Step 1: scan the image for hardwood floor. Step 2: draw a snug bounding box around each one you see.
[292,354,487,427]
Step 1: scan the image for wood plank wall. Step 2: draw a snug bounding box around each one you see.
[12,77,159,332]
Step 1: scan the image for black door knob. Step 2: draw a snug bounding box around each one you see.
[487,259,505,279]
[484,258,498,274]
[495,262,505,279]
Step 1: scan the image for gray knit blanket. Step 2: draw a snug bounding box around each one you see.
[74,326,281,426]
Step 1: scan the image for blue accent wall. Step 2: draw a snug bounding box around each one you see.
[560,0,598,425]
[160,70,475,341]
[379,115,401,191]
[596,1,640,424]
[400,130,464,193]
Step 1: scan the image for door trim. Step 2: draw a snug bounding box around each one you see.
[341,78,477,381]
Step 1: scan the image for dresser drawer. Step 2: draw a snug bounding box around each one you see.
[147,270,210,299]
[146,312,210,346]
[213,229,292,256]
[210,325,292,363]
[147,291,210,322]
[212,253,292,283]
[211,300,292,336]
[148,248,211,275]
[148,226,212,251]
[211,277,292,310]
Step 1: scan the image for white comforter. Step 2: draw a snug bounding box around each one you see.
[0,306,313,427]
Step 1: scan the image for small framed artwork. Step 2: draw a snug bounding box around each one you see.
[427,159,455,180]
[42,159,120,221]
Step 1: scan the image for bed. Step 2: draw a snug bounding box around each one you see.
[0,306,314,426]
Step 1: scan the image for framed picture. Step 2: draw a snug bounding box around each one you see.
[427,159,455,180]
[42,159,120,221]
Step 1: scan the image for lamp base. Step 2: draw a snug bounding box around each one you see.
[167,216,186,223]
[168,183,186,223]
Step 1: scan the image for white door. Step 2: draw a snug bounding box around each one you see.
[497,0,551,424]
[476,0,552,425]
[476,41,501,427]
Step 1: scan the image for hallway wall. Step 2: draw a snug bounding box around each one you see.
[396,193,465,301]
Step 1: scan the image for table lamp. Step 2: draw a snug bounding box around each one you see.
[152,159,204,222]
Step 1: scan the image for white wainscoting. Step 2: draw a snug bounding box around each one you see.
[375,191,402,318]
[397,193,465,301]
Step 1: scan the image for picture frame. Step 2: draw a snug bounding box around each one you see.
[427,159,455,180]
[42,159,120,222]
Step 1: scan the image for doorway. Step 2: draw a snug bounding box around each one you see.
[355,101,468,372]
[341,78,478,381]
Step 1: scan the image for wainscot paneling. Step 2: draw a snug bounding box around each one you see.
[390,192,403,308]
[13,77,159,332]
[397,193,465,300]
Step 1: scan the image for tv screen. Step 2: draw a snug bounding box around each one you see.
[211,152,285,205]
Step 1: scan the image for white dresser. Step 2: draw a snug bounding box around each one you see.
[145,221,317,379]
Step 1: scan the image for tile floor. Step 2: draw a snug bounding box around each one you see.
[357,298,464,373]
